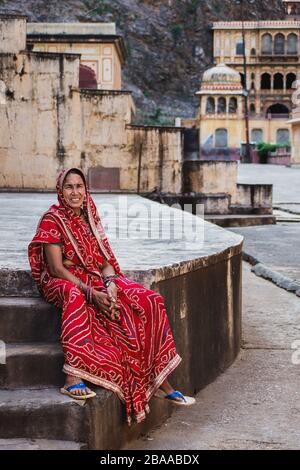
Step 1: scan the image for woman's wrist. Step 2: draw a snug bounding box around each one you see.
[106,280,116,289]
[79,279,87,293]
[103,274,118,288]
[79,279,93,303]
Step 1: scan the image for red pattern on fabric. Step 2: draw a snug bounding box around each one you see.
[28,168,181,425]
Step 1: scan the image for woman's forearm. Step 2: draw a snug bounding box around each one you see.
[102,261,115,277]
[44,244,88,291]
[50,266,87,290]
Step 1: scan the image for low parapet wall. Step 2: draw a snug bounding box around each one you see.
[236,183,273,214]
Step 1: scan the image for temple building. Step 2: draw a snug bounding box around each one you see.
[191,0,300,159]
[27,22,126,90]
[195,63,244,160]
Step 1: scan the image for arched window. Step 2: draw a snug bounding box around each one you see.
[251,73,255,80]
[250,48,256,56]
[217,97,226,114]
[276,129,290,144]
[274,73,284,90]
[251,129,263,143]
[261,33,272,54]
[206,97,215,114]
[229,97,237,113]
[251,81,255,90]
[261,73,271,90]
[287,33,298,54]
[250,103,256,114]
[236,39,244,55]
[274,33,285,55]
[286,72,297,89]
[266,103,290,118]
[215,129,228,148]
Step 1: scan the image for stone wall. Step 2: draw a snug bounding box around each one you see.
[0,51,80,188]
[236,183,273,214]
[0,14,26,54]
[0,15,183,193]
[290,110,300,165]
[183,160,238,204]
[126,125,183,194]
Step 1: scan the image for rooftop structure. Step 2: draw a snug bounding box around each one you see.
[27,22,126,90]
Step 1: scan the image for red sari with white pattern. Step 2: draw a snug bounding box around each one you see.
[28,168,181,425]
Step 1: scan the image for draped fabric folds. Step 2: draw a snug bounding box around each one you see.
[28,168,181,425]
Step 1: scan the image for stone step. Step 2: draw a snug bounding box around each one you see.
[0,343,64,388]
[0,438,87,450]
[204,214,276,227]
[0,297,60,343]
[0,388,88,442]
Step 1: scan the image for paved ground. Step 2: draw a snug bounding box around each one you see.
[124,262,300,450]
[237,163,300,205]
[236,163,300,286]
[230,224,300,283]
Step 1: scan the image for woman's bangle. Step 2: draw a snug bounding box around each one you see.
[103,274,118,288]
[85,286,94,304]
[79,280,88,294]
[79,280,94,304]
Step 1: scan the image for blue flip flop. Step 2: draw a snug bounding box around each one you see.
[60,382,96,400]
[155,389,196,406]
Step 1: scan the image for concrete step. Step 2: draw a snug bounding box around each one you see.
[0,343,64,388]
[0,438,87,450]
[273,209,300,222]
[204,214,276,227]
[0,388,88,442]
[0,297,60,343]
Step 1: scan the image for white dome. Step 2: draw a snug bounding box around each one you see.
[202,63,242,85]
[197,62,244,95]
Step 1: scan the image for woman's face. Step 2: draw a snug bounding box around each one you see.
[62,172,86,214]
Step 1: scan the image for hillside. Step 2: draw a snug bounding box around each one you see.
[0,0,285,124]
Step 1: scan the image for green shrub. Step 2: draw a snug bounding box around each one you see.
[256,142,278,163]
[256,141,291,163]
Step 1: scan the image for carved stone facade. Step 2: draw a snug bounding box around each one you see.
[187,1,300,158]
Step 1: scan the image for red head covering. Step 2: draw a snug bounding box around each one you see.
[28,168,122,291]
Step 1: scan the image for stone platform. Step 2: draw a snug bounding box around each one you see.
[0,193,243,449]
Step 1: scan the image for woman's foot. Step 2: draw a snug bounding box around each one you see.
[158,379,195,405]
[159,379,182,402]
[64,374,93,397]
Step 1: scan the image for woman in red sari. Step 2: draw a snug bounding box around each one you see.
[28,168,195,425]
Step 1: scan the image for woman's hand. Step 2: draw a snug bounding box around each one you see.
[106,282,121,322]
[92,290,111,316]
[106,282,118,304]
[92,288,120,323]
